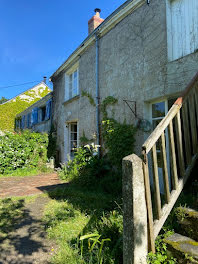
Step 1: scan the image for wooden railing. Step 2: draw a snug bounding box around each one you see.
[142,72,198,252]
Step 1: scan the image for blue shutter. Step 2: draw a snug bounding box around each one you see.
[31,110,34,126]
[32,108,38,125]
[35,108,38,123]
[27,113,31,128]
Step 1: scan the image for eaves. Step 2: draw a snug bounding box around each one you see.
[50,0,145,81]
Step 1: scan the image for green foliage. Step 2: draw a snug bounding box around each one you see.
[0,97,9,105]
[0,198,25,240]
[147,230,177,264]
[0,86,50,131]
[174,205,188,222]
[0,130,48,174]
[80,130,93,145]
[81,90,96,106]
[80,233,111,264]
[58,144,97,182]
[47,125,57,159]
[101,96,118,119]
[44,186,123,264]
[102,119,136,167]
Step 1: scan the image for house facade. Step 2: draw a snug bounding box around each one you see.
[15,92,53,133]
[51,0,198,163]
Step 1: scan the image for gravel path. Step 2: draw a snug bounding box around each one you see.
[0,196,56,264]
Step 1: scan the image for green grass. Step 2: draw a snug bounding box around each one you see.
[43,185,123,264]
[0,167,54,178]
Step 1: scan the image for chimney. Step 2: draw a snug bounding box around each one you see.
[43,76,47,84]
[88,8,104,34]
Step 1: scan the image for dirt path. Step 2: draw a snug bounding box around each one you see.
[0,196,56,264]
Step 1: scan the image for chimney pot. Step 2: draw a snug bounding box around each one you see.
[88,8,104,34]
[43,76,47,84]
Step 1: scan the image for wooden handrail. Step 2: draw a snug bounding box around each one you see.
[142,103,181,154]
[141,71,198,253]
[142,71,198,154]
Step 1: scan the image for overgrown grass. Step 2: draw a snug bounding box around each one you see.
[0,166,54,178]
[43,182,123,264]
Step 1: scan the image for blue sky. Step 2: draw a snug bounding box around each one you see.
[0,0,125,99]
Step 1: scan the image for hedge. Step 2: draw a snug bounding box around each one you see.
[0,131,48,174]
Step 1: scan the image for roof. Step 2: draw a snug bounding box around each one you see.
[0,81,51,106]
[50,0,145,80]
[16,92,53,117]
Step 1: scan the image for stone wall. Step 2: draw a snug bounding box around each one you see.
[53,0,198,162]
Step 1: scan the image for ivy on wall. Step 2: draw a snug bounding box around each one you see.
[80,91,136,167]
[0,86,50,132]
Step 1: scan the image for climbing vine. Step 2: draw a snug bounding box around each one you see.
[101,96,118,120]
[80,92,136,167]
[81,90,96,106]
[0,86,50,131]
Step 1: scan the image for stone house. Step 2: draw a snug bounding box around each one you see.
[16,91,53,133]
[50,0,198,163]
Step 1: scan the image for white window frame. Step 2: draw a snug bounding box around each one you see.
[67,121,79,160]
[149,99,171,193]
[65,63,79,101]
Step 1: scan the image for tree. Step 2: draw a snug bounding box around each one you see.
[0,97,9,105]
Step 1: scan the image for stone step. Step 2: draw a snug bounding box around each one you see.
[175,207,198,241]
[164,233,198,263]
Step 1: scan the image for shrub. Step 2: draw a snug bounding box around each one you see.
[0,130,48,174]
[59,143,98,182]
[102,119,136,167]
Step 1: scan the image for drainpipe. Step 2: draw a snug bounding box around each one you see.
[95,32,100,156]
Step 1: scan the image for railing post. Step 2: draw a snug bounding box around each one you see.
[123,154,148,264]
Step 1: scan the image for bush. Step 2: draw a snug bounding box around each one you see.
[59,143,98,182]
[0,130,48,174]
[102,119,136,167]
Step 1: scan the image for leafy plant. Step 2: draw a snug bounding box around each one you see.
[80,233,111,264]
[0,130,48,174]
[147,230,177,264]
[102,119,136,167]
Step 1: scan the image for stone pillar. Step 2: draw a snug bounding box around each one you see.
[122,154,148,264]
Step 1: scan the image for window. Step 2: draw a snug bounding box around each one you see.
[69,122,78,158]
[65,66,79,100]
[40,106,46,121]
[167,0,198,61]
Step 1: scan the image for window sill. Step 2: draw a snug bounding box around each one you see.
[63,95,80,106]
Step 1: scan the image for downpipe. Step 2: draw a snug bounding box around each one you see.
[95,32,100,156]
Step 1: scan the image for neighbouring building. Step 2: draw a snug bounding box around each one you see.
[15,92,53,133]
[50,0,198,163]
[0,80,51,131]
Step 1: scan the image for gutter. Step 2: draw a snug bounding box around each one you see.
[50,0,145,80]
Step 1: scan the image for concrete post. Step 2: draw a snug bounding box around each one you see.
[122,154,148,264]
